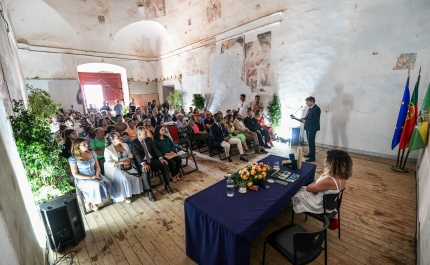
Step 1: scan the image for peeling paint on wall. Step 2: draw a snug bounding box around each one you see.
[221,35,245,81]
[144,0,166,18]
[393,53,417,70]
[207,0,221,22]
[244,31,271,92]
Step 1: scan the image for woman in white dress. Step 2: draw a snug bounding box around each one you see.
[292,150,353,214]
[104,132,144,203]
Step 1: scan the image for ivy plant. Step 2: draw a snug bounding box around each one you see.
[167,90,182,110]
[9,88,74,205]
[192,94,205,110]
[267,94,282,131]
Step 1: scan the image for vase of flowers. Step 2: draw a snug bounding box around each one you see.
[233,162,271,189]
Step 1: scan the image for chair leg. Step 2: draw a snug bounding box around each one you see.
[338,209,341,238]
[262,241,267,265]
[324,229,328,265]
[291,210,294,224]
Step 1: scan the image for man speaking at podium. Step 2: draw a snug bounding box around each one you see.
[301,96,321,162]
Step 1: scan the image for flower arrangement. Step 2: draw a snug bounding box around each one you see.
[235,162,272,188]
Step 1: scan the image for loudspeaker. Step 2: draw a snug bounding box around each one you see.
[39,194,86,251]
[291,127,300,146]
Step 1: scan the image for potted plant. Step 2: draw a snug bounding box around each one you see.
[167,90,182,110]
[9,85,75,204]
[267,94,282,131]
[192,93,205,110]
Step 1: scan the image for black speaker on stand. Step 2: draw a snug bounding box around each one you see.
[39,193,86,251]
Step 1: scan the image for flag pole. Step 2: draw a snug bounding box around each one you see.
[401,150,410,170]
[395,148,401,167]
[398,148,405,170]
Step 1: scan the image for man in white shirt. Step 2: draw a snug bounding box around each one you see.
[237,94,250,117]
[49,116,60,134]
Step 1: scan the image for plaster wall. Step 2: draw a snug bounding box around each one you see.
[129,81,158,94]
[25,80,83,113]
[159,0,430,158]
[417,131,430,264]
[0,0,45,263]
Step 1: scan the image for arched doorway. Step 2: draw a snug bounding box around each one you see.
[76,63,130,113]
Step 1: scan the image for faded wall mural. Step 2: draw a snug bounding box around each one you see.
[394,53,417,70]
[244,31,272,92]
[207,0,221,22]
[221,35,245,81]
[144,0,166,18]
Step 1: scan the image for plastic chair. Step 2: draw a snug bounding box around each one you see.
[291,189,344,238]
[263,216,329,265]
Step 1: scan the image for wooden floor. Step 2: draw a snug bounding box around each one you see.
[49,144,417,265]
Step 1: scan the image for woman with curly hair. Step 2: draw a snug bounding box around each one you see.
[69,138,113,211]
[291,150,353,214]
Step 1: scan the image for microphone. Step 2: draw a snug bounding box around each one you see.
[292,106,303,115]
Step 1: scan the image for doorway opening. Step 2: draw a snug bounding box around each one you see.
[83,84,104,111]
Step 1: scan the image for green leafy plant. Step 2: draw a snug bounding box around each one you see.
[27,84,62,120]
[167,90,182,110]
[267,94,282,131]
[192,94,205,110]
[9,88,74,205]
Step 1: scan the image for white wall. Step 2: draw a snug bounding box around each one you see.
[0,0,45,263]
[25,80,83,113]
[417,132,430,264]
[157,0,430,158]
[129,81,158,94]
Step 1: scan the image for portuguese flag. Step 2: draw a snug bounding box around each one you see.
[399,73,420,149]
[409,82,430,151]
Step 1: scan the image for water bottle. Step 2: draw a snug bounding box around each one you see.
[226,174,234,197]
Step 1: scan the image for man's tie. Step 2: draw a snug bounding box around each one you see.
[141,140,151,163]
[305,108,311,118]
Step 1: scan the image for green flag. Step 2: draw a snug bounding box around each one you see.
[409,82,430,151]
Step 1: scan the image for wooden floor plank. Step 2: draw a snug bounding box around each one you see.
[47,146,416,265]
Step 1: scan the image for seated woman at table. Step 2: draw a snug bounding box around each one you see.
[153,125,183,182]
[225,114,249,151]
[291,149,352,214]
[69,138,113,211]
[104,132,144,203]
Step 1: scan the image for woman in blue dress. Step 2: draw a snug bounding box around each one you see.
[69,138,113,211]
[104,132,144,203]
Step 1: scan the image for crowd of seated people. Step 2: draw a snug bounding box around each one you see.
[50,95,275,207]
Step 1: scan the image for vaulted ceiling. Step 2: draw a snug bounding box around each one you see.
[6,0,284,58]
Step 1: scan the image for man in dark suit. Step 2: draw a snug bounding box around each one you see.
[210,113,248,162]
[243,110,271,149]
[131,126,173,202]
[150,108,164,127]
[301,96,321,162]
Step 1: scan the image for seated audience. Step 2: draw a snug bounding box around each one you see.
[143,118,155,139]
[210,113,248,162]
[99,118,108,135]
[114,115,128,134]
[89,128,106,174]
[244,110,271,149]
[104,133,144,203]
[84,126,96,146]
[225,114,249,151]
[188,114,195,127]
[292,150,352,214]
[65,118,75,129]
[150,108,163,127]
[106,125,117,134]
[50,116,60,134]
[130,127,174,202]
[153,126,183,182]
[163,110,173,122]
[121,132,131,147]
[125,119,137,141]
[193,114,210,146]
[69,138,113,212]
[233,112,266,153]
[61,129,77,159]
[254,109,274,147]
[204,112,214,130]
[157,120,183,151]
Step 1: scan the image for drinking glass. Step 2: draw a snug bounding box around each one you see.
[274,161,280,170]
[238,182,247,193]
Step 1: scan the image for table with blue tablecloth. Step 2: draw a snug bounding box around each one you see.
[184,155,317,265]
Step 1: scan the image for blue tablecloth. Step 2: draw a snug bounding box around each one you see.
[184,155,316,265]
